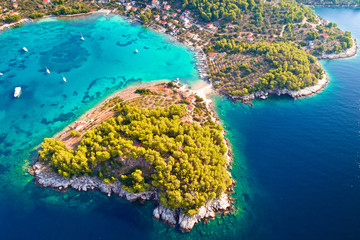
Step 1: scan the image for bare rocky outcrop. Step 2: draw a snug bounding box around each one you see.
[153,193,232,231]
[153,205,178,227]
[178,193,232,231]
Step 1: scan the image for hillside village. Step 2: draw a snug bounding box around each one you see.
[0,0,356,101]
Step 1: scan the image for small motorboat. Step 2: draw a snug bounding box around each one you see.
[135,49,138,53]
[0,73,3,76]
[80,32,85,41]
[14,87,21,98]
[22,47,28,52]
[46,67,50,74]
[62,74,67,82]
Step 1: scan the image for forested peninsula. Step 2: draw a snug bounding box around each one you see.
[31,83,234,231]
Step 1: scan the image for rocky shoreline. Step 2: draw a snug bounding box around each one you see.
[231,72,329,103]
[0,18,32,31]
[317,37,358,60]
[307,4,360,8]
[30,147,234,231]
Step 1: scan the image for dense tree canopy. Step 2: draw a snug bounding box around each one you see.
[182,0,317,24]
[210,39,323,96]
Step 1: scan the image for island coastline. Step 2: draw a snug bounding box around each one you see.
[30,81,235,232]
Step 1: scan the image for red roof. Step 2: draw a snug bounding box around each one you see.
[182,92,191,98]
[38,4,43,8]
[186,96,196,103]
[208,52,217,57]
[74,121,87,131]
[321,33,329,38]
[12,3,18,7]
[187,104,195,111]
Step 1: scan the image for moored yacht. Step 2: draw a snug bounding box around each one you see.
[22,47,28,52]
[46,67,50,74]
[14,87,21,98]
[62,74,67,82]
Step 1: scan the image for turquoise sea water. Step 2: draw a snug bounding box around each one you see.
[1,8,360,240]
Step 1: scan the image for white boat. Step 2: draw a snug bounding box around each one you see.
[80,32,85,41]
[135,49,138,53]
[22,47,28,52]
[62,74,67,82]
[45,66,50,74]
[0,73,3,76]
[14,87,21,98]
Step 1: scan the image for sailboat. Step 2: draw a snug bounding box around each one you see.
[80,32,85,41]
[62,74,67,82]
[45,66,50,74]
[14,87,21,98]
[22,47,28,52]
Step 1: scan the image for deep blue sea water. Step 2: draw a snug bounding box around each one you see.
[212,7,360,240]
[0,8,360,240]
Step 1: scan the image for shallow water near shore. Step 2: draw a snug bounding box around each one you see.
[1,8,360,240]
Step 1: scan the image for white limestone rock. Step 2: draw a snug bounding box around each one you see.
[153,205,177,226]
[178,193,231,231]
